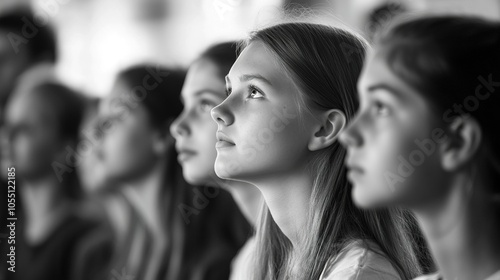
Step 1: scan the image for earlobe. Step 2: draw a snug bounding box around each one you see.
[441,117,482,171]
[308,109,347,151]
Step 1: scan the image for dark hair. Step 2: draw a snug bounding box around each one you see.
[32,82,87,199]
[376,15,500,194]
[116,65,185,128]
[366,2,407,40]
[32,83,85,147]
[110,64,249,280]
[246,22,421,280]
[0,8,57,62]
[197,41,239,78]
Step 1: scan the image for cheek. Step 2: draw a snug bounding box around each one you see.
[182,120,218,182]
[222,112,306,179]
[15,133,58,171]
[351,126,407,207]
[356,121,442,207]
[103,125,154,167]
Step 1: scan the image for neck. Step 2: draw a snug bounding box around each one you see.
[21,174,73,244]
[413,173,500,280]
[252,167,312,247]
[122,159,166,237]
[224,180,263,228]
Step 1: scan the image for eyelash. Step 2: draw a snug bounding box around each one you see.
[247,85,264,99]
[224,85,265,99]
[199,100,215,112]
[372,100,390,116]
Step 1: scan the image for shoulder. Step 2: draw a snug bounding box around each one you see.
[230,236,257,280]
[412,272,441,280]
[320,240,401,280]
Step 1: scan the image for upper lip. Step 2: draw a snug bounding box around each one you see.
[345,157,364,173]
[216,131,235,144]
[176,145,197,155]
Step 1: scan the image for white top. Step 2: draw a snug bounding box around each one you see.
[414,270,500,280]
[413,272,441,280]
[319,240,401,280]
[229,236,256,280]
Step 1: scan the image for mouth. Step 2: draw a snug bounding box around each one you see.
[215,131,235,149]
[177,148,197,162]
[345,159,364,181]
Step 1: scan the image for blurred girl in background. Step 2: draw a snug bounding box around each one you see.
[340,15,500,280]
[170,42,261,280]
[1,80,112,280]
[211,22,421,280]
[95,65,249,280]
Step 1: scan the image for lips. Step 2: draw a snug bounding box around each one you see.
[215,131,235,149]
[176,147,197,162]
[345,157,364,181]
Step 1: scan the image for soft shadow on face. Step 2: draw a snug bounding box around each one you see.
[210,41,314,184]
[96,81,160,185]
[170,59,227,185]
[4,92,62,181]
[340,50,448,209]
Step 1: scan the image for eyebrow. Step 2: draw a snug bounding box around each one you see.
[225,74,273,86]
[366,84,404,98]
[181,89,225,103]
[195,89,225,99]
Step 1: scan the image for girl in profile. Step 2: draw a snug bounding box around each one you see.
[211,22,421,280]
[170,42,261,280]
[95,65,249,280]
[340,15,500,280]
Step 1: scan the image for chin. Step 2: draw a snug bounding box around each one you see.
[183,169,208,186]
[214,155,243,180]
[214,165,232,180]
[351,185,379,209]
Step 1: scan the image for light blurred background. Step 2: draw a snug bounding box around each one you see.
[1,0,499,97]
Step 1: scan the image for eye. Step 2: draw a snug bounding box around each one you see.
[100,117,117,130]
[372,100,390,117]
[102,119,112,128]
[198,100,215,112]
[248,85,264,99]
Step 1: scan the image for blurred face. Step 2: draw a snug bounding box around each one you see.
[4,92,63,181]
[340,50,449,209]
[210,41,314,184]
[96,80,162,184]
[170,59,226,185]
[77,105,107,192]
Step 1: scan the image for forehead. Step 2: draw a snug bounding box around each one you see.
[99,81,134,115]
[228,41,284,84]
[359,50,392,90]
[99,83,152,126]
[6,91,52,125]
[181,59,226,100]
[359,49,421,100]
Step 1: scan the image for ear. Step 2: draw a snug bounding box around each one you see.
[440,116,482,171]
[308,109,346,151]
[152,119,175,155]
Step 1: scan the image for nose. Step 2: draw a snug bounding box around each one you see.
[170,111,190,139]
[339,114,363,148]
[211,99,234,126]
